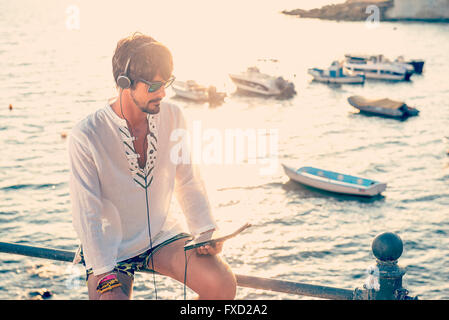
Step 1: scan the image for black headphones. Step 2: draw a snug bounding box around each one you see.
[116,43,155,90]
[116,57,132,89]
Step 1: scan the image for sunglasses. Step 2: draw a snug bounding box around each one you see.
[138,76,176,93]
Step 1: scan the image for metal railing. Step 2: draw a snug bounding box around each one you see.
[0,232,417,300]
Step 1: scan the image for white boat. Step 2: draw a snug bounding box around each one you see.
[348,95,419,119]
[172,80,226,104]
[172,80,209,101]
[344,54,414,81]
[229,67,296,98]
[308,61,365,84]
[282,164,387,197]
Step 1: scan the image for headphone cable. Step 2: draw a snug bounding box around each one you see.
[119,89,158,300]
[183,242,191,300]
[144,175,157,300]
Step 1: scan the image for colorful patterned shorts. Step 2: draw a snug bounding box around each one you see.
[79,233,191,282]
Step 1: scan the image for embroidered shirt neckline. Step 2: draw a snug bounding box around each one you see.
[105,102,159,189]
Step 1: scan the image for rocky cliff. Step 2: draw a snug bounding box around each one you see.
[282,0,449,22]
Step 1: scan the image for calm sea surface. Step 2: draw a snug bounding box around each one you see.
[1,0,448,299]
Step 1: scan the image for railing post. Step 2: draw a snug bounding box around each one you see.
[371,232,405,299]
[368,232,417,300]
[353,232,417,300]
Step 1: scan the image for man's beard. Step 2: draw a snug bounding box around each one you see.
[131,91,162,114]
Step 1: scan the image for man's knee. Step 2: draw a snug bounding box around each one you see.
[216,272,237,299]
[201,264,237,300]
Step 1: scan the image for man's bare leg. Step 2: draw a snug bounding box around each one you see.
[150,238,237,300]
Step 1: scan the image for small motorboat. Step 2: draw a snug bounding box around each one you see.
[348,95,419,119]
[172,80,226,104]
[229,67,296,99]
[172,80,208,101]
[308,61,365,84]
[282,164,387,197]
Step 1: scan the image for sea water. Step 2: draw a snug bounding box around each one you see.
[0,0,448,299]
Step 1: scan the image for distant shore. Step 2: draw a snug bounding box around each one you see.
[282,0,449,23]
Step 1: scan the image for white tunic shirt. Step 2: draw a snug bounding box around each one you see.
[68,100,216,275]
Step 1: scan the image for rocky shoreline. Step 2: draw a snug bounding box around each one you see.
[282,0,449,23]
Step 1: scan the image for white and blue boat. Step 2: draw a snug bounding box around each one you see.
[282,164,387,197]
[308,61,365,84]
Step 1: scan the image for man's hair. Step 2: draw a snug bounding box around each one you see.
[112,32,173,89]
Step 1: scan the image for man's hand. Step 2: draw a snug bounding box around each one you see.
[196,240,223,255]
[194,228,225,255]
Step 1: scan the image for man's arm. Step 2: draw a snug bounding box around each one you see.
[172,108,218,250]
[68,130,120,275]
[175,165,223,256]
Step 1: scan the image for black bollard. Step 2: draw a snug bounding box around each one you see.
[370,232,415,300]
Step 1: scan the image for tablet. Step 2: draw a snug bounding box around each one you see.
[184,223,251,251]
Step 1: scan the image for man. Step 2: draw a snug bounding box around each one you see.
[68,32,236,300]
